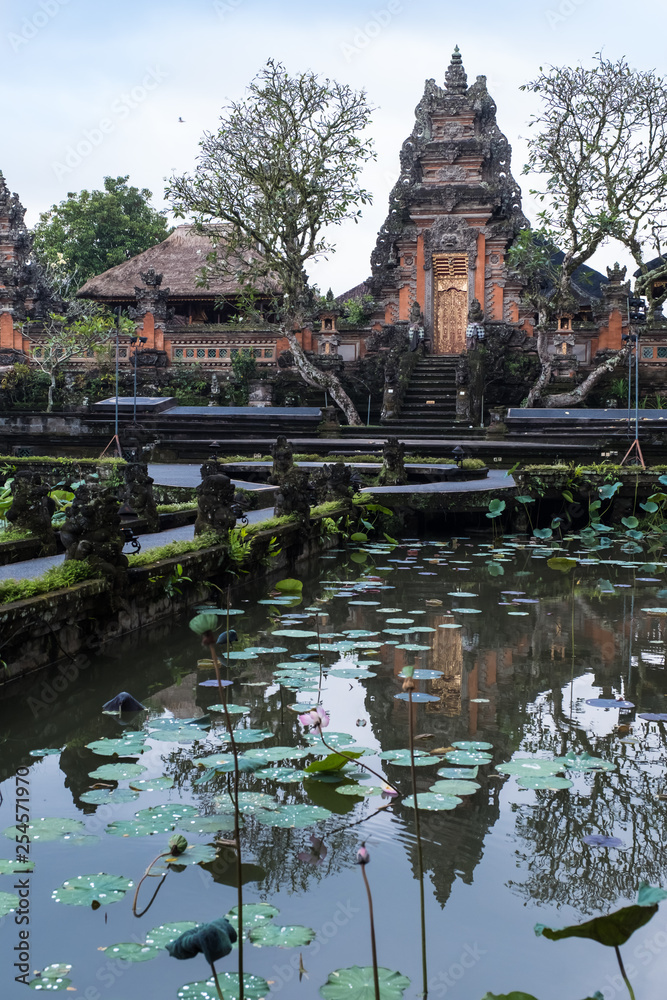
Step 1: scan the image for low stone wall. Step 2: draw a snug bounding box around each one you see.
[0,511,345,685]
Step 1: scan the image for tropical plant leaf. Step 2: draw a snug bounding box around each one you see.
[304,752,363,773]
[535,885,667,947]
[319,965,411,1000]
[274,578,303,592]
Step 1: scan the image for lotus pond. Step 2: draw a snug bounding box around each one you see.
[1,531,667,1000]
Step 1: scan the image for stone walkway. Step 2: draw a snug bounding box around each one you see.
[1,464,513,583]
[0,507,274,582]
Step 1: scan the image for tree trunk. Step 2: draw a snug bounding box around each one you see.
[544,344,630,407]
[524,327,553,408]
[284,330,363,426]
[47,374,56,413]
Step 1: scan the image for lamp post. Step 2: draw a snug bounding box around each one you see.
[621,295,647,467]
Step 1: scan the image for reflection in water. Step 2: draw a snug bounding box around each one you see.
[1,537,667,997]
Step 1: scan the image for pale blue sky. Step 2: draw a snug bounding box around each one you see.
[2,0,665,292]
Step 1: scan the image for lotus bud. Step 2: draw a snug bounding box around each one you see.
[169,834,188,856]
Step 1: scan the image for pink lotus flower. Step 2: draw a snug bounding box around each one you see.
[298,707,330,735]
[297,835,328,865]
[355,843,370,865]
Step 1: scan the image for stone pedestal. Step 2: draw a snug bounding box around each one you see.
[248,380,273,407]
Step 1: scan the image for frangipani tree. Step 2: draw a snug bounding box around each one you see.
[167,59,376,425]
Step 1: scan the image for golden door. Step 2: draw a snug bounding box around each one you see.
[433,254,468,355]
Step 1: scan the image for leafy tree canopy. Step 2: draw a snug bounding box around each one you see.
[32,176,172,287]
[167,59,375,424]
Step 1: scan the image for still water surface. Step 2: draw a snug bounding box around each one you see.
[1,534,667,999]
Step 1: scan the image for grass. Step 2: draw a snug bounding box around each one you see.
[128,533,221,567]
[0,528,35,543]
[0,455,125,467]
[156,502,198,513]
[0,561,100,606]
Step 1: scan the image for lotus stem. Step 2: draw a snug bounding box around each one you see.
[226,586,244,1000]
[132,851,169,918]
[360,862,381,1000]
[408,687,428,999]
[318,732,400,795]
[210,960,224,1000]
[614,945,636,1000]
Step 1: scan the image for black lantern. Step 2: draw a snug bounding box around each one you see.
[118,502,142,554]
[452,445,465,467]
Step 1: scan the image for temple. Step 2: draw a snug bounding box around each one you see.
[6,49,667,382]
[367,46,529,346]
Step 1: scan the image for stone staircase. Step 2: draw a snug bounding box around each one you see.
[383,355,485,438]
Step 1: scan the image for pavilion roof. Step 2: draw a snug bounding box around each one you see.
[76,225,278,301]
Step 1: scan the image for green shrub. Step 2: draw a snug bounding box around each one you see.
[461,458,486,470]
[156,502,198,513]
[0,561,99,605]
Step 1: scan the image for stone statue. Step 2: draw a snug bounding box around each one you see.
[408,301,425,352]
[310,462,354,504]
[59,484,128,583]
[377,437,407,486]
[269,435,294,484]
[209,373,220,406]
[274,468,311,519]
[6,471,57,555]
[195,472,236,536]
[122,459,159,532]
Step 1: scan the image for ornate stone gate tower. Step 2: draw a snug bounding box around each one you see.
[369,48,529,353]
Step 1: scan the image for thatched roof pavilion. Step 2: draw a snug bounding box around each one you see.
[76,225,277,324]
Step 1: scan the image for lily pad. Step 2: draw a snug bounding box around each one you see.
[128,776,175,792]
[452,740,493,750]
[231,728,273,743]
[445,751,493,766]
[554,752,615,772]
[517,776,574,790]
[207,704,250,714]
[249,923,316,947]
[257,766,305,782]
[145,921,199,948]
[394,692,440,702]
[3,817,86,843]
[245,746,312,762]
[85,737,147,757]
[496,759,562,777]
[88,762,147,780]
[80,788,140,805]
[226,902,280,932]
[429,780,480,795]
[0,858,34,874]
[165,844,218,866]
[27,963,73,990]
[178,973,271,999]
[334,784,383,797]
[52,873,133,907]
[102,941,162,962]
[401,793,461,810]
[253,804,332,827]
[320,966,411,1000]
[437,766,479,780]
[0,890,19,916]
